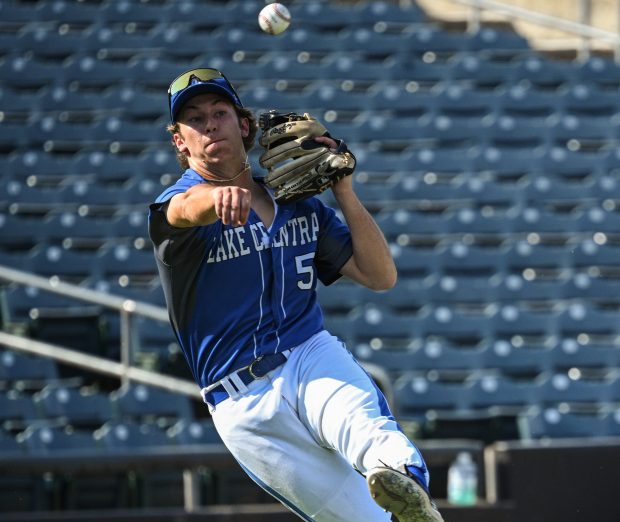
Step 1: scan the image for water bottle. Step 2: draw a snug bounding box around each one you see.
[447,451,478,506]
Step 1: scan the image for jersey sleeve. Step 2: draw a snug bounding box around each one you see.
[148,174,218,268]
[313,200,353,286]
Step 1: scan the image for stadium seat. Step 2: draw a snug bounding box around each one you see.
[446,52,514,86]
[135,317,180,357]
[480,115,548,149]
[0,349,59,389]
[418,305,492,343]
[492,305,557,339]
[95,245,158,280]
[355,340,485,373]
[28,305,107,356]
[550,337,620,370]
[558,83,620,116]
[571,241,620,269]
[482,339,553,373]
[346,304,421,341]
[26,246,94,281]
[557,302,620,337]
[0,390,40,429]
[510,207,584,235]
[19,424,100,454]
[465,27,530,53]
[573,57,620,88]
[546,115,614,149]
[356,1,426,24]
[287,1,361,28]
[495,274,570,302]
[565,274,620,302]
[468,373,546,410]
[167,419,223,446]
[523,173,595,204]
[494,84,560,116]
[389,244,444,278]
[427,275,499,304]
[518,406,611,439]
[94,420,183,508]
[0,213,54,249]
[316,281,364,313]
[503,241,573,271]
[508,54,577,87]
[109,383,194,426]
[438,243,506,275]
[394,373,474,413]
[95,420,173,451]
[542,371,615,405]
[375,209,452,238]
[34,386,113,429]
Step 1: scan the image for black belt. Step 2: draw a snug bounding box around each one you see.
[203,351,289,406]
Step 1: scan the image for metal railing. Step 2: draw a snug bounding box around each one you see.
[432,0,620,61]
[0,264,198,397]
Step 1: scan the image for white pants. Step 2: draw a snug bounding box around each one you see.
[207,330,428,521]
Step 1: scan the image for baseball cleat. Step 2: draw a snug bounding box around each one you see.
[367,466,444,522]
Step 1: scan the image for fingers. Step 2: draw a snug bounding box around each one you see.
[213,187,251,226]
[313,135,338,151]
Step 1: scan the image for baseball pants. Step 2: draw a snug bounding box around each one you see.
[206,329,428,521]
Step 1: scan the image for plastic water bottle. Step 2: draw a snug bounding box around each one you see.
[447,451,478,506]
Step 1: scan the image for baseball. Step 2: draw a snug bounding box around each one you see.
[258,3,291,35]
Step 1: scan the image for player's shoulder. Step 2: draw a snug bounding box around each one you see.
[155,169,204,204]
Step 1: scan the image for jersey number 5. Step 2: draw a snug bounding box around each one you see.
[295,252,315,290]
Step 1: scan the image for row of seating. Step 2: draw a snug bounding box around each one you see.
[3,75,618,120]
[353,338,620,374]
[0,416,224,511]
[2,114,617,155]
[393,370,620,414]
[1,25,527,58]
[0,383,194,430]
[518,406,620,439]
[1,179,616,217]
[320,273,620,307]
[2,354,619,437]
[0,0,426,28]
[324,302,620,341]
[3,237,620,286]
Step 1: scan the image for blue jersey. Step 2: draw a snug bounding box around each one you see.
[148,169,353,388]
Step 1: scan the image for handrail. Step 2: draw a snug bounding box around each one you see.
[0,264,168,322]
[0,263,187,392]
[438,0,620,61]
[0,330,199,397]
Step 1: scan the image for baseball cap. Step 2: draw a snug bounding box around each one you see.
[168,67,244,122]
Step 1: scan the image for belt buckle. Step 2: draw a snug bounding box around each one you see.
[248,356,265,380]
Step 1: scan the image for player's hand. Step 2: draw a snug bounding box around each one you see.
[313,136,355,194]
[212,186,251,226]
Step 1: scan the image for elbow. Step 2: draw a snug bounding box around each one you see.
[368,267,398,292]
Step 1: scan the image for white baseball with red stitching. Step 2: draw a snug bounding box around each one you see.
[258,3,291,35]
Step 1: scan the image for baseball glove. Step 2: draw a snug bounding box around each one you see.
[258,111,356,205]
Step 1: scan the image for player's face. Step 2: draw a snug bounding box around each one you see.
[174,93,249,169]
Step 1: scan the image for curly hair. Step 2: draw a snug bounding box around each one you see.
[167,105,258,170]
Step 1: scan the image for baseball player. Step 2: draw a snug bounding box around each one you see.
[148,67,444,522]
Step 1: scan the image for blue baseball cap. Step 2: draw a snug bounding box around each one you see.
[168,68,244,122]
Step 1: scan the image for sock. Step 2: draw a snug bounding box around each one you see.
[405,464,430,494]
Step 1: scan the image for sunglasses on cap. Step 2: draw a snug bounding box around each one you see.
[168,67,243,122]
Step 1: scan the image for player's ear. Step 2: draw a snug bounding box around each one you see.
[240,117,250,138]
[172,132,189,153]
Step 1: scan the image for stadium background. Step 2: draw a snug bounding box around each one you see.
[1,0,619,520]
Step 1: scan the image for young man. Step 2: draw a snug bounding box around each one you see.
[148,68,444,522]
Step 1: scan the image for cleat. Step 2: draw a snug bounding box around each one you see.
[367,467,444,522]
